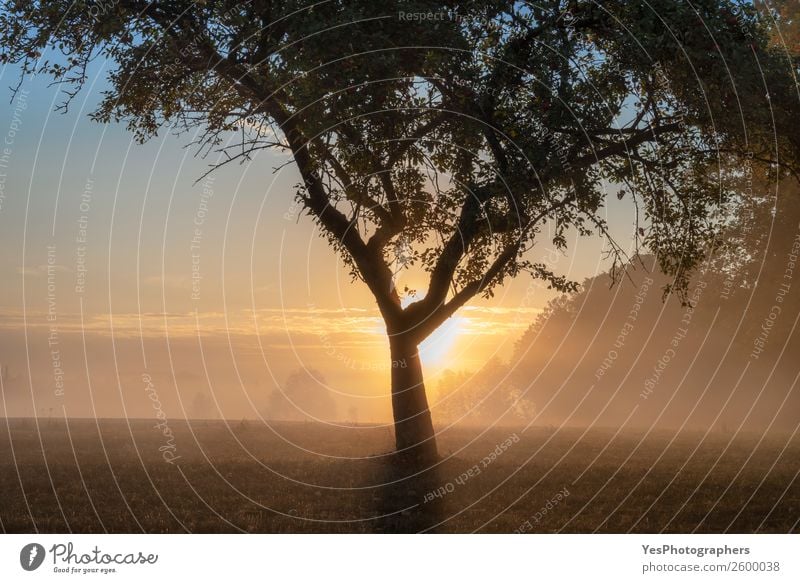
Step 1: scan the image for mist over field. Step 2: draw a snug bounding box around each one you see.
[4,237,800,436]
[5,184,799,435]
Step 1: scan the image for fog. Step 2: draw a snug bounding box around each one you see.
[3,184,799,437]
[432,182,800,434]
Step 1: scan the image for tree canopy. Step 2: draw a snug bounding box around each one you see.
[3,0,799,335]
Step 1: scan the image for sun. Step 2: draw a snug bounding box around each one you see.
[419,316,465,368]
[400,291,465,368]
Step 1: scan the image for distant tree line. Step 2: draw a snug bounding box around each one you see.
[437,179,800,432]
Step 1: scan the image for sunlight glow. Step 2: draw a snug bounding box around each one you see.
[400,291,465,368]
[419,315,465,368]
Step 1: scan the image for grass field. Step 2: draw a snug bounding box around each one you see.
[1,418,797,533]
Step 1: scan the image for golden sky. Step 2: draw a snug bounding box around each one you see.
[0,60,636,421]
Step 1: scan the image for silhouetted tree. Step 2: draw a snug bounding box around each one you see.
[3,1,799,462]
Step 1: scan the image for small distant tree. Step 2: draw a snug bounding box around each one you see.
[3,1,799,463]
[268,368,336,422]
[190,391,216,419]
[347,405,359,425]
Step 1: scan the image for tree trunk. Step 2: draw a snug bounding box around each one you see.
[389,334,438,464]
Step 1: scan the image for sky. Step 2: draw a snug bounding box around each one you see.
[0,56,638,422]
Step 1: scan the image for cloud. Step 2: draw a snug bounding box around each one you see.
[16,264,71,277]
[0,303,539,343]
[142,274,191,289]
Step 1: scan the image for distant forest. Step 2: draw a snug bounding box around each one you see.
[435,179,800,433]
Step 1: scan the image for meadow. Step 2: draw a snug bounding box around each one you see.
[1,418,797,533]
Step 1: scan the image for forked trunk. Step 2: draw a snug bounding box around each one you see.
[389,335,438,464]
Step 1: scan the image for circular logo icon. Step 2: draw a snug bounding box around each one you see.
[20,543,46,571]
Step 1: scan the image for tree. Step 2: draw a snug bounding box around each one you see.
[267,367,337,421]
[435,358,535,425]
[191,390,217,419]
[511,178,800,431]
[3,0,799,463]
[758,0,800,55]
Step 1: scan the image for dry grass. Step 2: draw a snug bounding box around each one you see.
[1,418,797,533]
